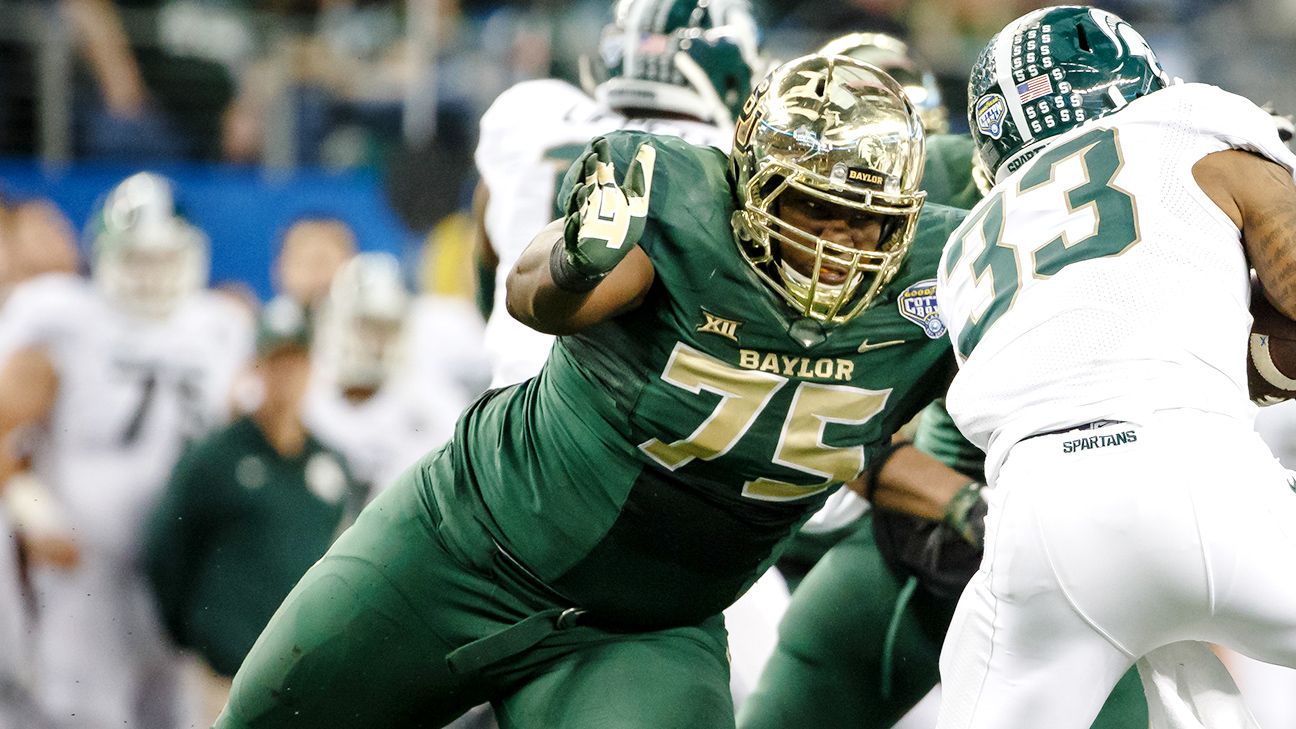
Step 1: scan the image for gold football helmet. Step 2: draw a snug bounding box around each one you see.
[731,54,926,323]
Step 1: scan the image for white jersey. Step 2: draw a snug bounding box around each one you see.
[405,293,490,401]
[476,78,731,387]
[0,274,252,555]
[304,373,464,494]
[938,83,1296,481]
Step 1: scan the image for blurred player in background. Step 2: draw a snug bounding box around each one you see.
[306,252,466,496]
[936,7,1296,727]
[472,0,781,705]
[0,197,80,729]
[0,199,80,303]
[0,172,253,729]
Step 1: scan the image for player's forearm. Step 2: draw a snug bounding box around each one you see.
[851,444,972,520]
[507,220,655,336]
[507,221,598,335]
[1241,161,1296,318]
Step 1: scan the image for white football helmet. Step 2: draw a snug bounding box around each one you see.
[90,172,208,319]
[590,0,763,132]
[320,252,410,391]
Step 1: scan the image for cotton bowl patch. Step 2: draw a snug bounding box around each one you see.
[898,279,946,339]
[975,94,1007,140]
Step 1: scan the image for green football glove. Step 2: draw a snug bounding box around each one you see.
[549,136,657,292]
[943,480,988,549]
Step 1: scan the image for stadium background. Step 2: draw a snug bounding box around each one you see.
[0,0,1292,297]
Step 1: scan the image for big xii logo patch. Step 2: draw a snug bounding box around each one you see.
[698,309,741,342]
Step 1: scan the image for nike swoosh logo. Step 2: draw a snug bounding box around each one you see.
[857,338,906,353]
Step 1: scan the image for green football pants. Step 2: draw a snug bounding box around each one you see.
[739,516,1148,729]
[215,450,734,728]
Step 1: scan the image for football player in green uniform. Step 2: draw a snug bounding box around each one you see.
[737,37,1148,729]
[216,54,980,729]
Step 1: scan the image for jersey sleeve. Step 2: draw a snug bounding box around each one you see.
[477,79,595,194]
[1181,83,1296,175]
[913,399,986,481]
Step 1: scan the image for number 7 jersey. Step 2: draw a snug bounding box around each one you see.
[938,83,1296,482]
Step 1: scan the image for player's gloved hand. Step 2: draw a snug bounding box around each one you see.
[942,480,988,549]
[549,136,657,292]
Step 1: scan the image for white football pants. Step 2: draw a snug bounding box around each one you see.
[936,409,1296,729]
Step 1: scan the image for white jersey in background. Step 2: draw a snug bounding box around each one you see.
[406,293,491,403]
[304,374,464,495]
[475,78,730,388]
[0,273,252,729]
[0,273,251,554]
[938,83,1296,482]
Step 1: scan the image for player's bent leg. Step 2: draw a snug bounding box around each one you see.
[217,452,512,728]
[739,517,953,729]
[496,617,733,729]
[216,553,477,728]
[936,466,1137,729]
[1196,432,1296,670]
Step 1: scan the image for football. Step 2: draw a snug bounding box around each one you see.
[1248,287,1296,404]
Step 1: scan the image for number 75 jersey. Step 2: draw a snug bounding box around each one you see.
[938,83,1296,482]
[447,131,967,626]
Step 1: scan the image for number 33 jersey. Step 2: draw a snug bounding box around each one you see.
[938,83,1296,482]
[435,131,967,627]
[0,274,253,555]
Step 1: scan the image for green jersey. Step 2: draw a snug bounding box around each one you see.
[428,131,967,627]
[923,134,984,212]
[144,417,359,676]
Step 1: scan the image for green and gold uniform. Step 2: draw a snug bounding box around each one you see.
[738,135,1148,729]
[217,131,966,729]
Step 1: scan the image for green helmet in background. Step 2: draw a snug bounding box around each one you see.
[968,5,1169,183]
[592,0,762,132]
[819,32,948,134]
